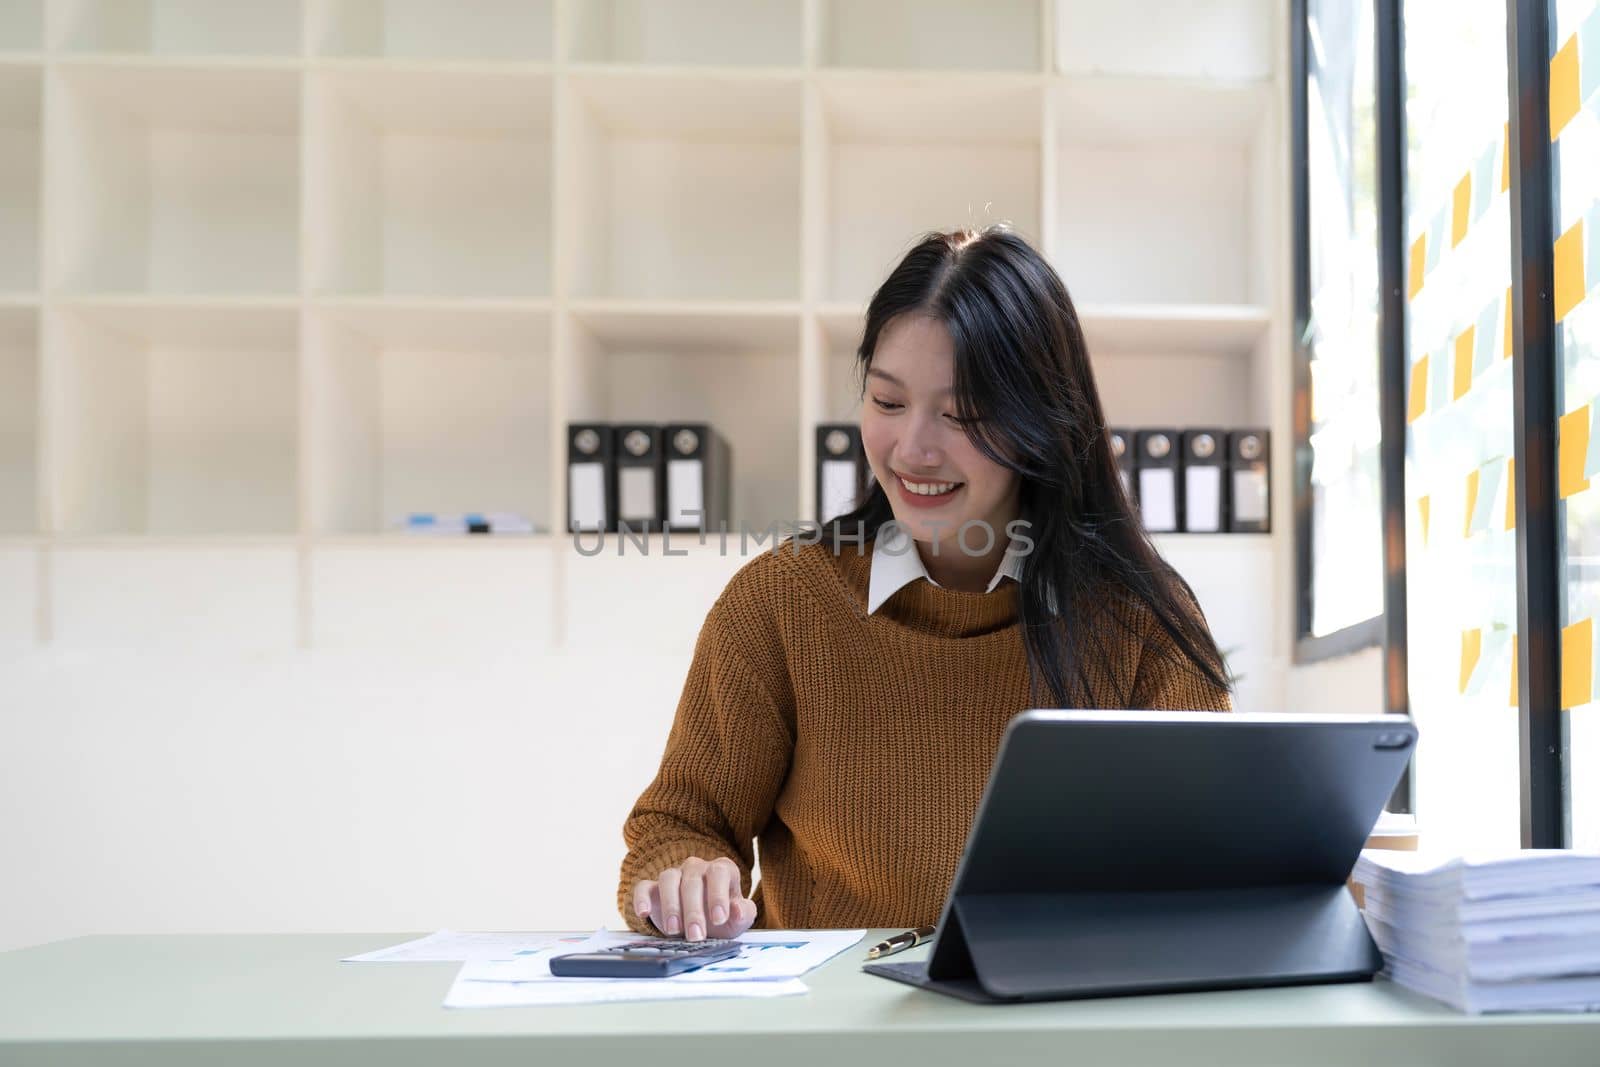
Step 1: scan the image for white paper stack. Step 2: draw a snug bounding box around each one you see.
[1353,849,1600,1013]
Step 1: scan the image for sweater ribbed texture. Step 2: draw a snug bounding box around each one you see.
[617,537,1232,934]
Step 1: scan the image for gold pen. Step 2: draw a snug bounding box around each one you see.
[866,926,936,960]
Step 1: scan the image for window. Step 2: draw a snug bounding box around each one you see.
[1400,0,1520,853]
[1298,0,1385,651]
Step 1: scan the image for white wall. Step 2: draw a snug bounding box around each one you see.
[0,644,686,953]
[1286,645,1386,716]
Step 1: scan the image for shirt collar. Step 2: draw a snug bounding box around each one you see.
[867,523,1025,615]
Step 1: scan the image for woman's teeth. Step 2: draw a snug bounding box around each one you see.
[900,477,962,496]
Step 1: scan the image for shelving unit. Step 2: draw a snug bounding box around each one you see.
[0,1,43,53]
[0,308,37,534]
[46,64,300,295]
[1,0,1291,704]
[309,0,553,62]
[0,65,40,294]
[306,301,552,534]
[819,75,1043,305]
[561,71,802,301]
[819,0,1043,72]
[566,0,799,67]
[307,69,552,298]
[565,303,800,531]
[51,1,302,57]
[48,301,299,536]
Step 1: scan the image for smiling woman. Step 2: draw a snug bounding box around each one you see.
[616,226,1232,945]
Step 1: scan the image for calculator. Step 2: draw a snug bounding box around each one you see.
[548,938,744,978]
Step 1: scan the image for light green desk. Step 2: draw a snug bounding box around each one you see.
[1,931,1596,1066]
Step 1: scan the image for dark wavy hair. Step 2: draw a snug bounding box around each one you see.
[827,226,1232,707]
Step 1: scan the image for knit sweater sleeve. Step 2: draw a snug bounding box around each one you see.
[1128,592,1234,713]
[615,572,795,935]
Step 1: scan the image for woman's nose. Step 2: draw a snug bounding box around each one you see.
[897,414,945,468]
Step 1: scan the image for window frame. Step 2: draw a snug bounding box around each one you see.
[1291,0,1393,667]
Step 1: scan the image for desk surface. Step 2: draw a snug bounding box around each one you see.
[1,931,1597,1067]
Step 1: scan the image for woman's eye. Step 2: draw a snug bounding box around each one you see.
[871,397,902,412]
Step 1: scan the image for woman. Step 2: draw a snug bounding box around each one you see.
[618,226,1232,943]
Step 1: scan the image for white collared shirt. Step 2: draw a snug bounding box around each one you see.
[866,523,1026,615]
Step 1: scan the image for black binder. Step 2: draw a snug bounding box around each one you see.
[863,711,1416,1004]
[1108,427,1135,505]
[613,424,664,534]
[1228,429,1272,533]
[1180,429,1227,533]
[663,423,730,534]
[1134,429,1180,533]
[816,424,872,524]
[566,423,614,533]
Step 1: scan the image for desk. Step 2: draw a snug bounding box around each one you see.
[1,931,1596,1066]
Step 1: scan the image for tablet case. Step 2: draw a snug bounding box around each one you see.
[864,712,1416,1004]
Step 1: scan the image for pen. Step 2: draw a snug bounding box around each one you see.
[866,926,936,960]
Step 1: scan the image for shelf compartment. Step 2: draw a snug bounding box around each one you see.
[306,302,553,535]
[819,303,865,424]
[1078,303,1270,355]
[0,1,41,52]
[47,65,299,295]
[820,0,1042,72]
[1091,351,1259,428]
[1054,0,1274,81]
[0,308,37,534]
[310,0,553,61]
[821,78,1043,304]
[564,71,802,301]
[50,302,299,535]
[307,69,552,298]
[565,305,801,531]
[0,66,39,293]
[1050,78,1267,306]
[566,0,801,67]
[52,0,303,56]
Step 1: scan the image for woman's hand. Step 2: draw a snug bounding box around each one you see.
[632,856,757,941]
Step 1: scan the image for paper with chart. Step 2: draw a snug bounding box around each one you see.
[441,928,865,1007]
[341,930,589,963]
[456,928,866,984]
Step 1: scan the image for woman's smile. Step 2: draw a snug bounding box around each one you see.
[893,472,965,508]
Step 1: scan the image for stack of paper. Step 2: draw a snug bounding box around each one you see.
[1353,849,1600,1013]
[342,929,866,1008]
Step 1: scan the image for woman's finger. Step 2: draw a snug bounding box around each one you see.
[632,880,656,922]
[704,860,733,928]
[656,866,683,936]
[680,861,708,941]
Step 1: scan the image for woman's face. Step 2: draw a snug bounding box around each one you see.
[859,313,1022,549]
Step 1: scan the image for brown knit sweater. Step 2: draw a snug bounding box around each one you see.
[617,537,1231,934]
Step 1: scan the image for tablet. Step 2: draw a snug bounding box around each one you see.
[864,710,1416,1003]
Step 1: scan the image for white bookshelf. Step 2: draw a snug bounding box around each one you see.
[306,68,553,298]
[0,1,43,53]
[1,0,1289,689]
[310,0,554,62]
[52,0,303,57]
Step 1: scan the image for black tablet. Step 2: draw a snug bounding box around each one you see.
[864,710,1416,1004]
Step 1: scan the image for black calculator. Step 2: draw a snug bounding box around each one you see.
[548,937,744,978]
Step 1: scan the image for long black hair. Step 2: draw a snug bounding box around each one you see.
[827,226,1232,707]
